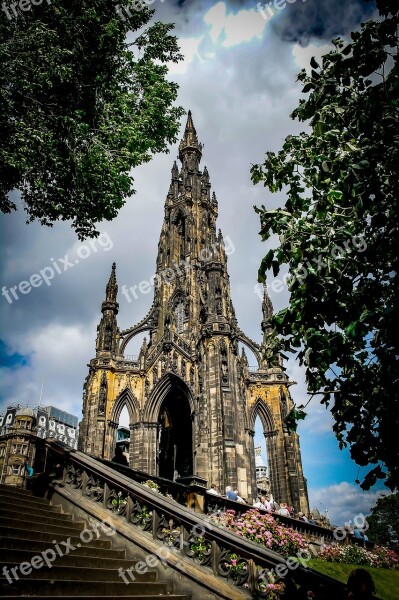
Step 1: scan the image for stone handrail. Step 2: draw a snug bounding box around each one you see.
[35,441,347,599]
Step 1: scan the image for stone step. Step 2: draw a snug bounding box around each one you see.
[0,578,171,596]
[0,507,73,523]
[0,490,56,507]
[0,549,139,570]
[0,516,83,532]
[0,526,112,549]
[0,539,124,559]
[0,515,84,537]
[0,564,157,583]
[0,484,33,496]
[0,499,62,514]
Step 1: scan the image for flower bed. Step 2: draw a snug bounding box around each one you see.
[210,508,308,558]
[318,544,399,570]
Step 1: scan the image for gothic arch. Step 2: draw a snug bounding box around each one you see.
[168,289,186,309]
[171,206,187,224]
[249,398,276,434]
[109,388,140,425]
[144,373,195,422]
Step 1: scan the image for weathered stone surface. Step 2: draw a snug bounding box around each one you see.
[79,112,309,513]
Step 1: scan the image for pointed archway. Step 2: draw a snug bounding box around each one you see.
[145,374,194,480]
[249,399,279,502]
[106,388,140,462]
[158,388,192,480]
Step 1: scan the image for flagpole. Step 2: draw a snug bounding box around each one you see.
[39,378,45,407]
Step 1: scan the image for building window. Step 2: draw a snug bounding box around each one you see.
[175,302,184,334]
[12,443,27,455]
[11,464,20,475]
[0,446,5,457]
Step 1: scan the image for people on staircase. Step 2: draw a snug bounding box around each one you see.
[277,502,290,517]
[206,483,221,496]
[225,486,238,501]
[112,445,129,466]
[234,490,245,503]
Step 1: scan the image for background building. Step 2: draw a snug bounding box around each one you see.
[116,425,130,464]
[0,404,79,486]
[255,445,270,496]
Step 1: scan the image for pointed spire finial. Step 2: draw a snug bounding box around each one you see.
[179,110,203,163]
[261,283,273,328]
[105,262,118,303]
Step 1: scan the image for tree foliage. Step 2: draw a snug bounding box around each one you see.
[367,493,399,548]
[251,0,399,490]
[0,1,184,238]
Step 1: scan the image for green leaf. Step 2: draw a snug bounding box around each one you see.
[310,56,319,69]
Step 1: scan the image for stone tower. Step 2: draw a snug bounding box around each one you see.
[79,112,309,512]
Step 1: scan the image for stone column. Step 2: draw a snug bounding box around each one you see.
[140,422,159,475]
[104,420,118,459]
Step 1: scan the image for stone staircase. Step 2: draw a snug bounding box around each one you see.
[0,484,191,599]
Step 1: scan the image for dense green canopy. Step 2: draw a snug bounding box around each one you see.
[0,1,183,238]
[367,492,399,547]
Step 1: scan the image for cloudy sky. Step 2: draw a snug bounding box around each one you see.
[0,0,389,524]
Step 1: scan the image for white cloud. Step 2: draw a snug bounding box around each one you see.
[309,481,390,526]
[204,2,226,43]
[204,2,267,48]
[168,36,204,74]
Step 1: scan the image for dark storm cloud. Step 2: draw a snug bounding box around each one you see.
[169,0,376,44]
[268,0,376,45]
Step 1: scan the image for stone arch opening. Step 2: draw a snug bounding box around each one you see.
[147,374,194,480]
[250,399,279,502]
[107,388,139,464]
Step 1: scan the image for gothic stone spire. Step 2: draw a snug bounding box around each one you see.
[96,263,119,354]
[105,262,118,304]
[178,110,203,170]
[261,283,273,331]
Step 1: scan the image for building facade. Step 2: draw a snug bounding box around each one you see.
[0,407,36,487]
[0,404,79,486]
[79,113,309,512]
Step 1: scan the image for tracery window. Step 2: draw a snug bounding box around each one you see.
[175,302,184,334]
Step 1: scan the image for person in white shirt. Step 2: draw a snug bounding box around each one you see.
[262,495,272,512]
[253,495,272,511]
[206,483,220,496]
[253,497,264,509]
[277,502,290,517]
